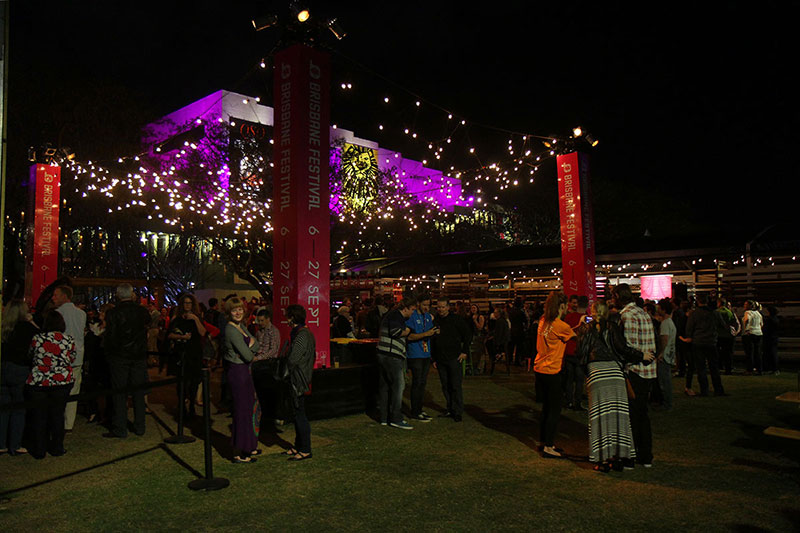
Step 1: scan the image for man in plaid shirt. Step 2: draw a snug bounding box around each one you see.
[615,283,657,468]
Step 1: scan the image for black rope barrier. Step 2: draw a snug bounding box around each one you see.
[0,350,232,492]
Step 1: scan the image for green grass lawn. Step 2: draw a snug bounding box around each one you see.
[2,369,798,532]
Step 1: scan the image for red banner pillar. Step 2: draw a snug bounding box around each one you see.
[556,152,596,305]
[272,44,331,368]
[25,164,61,306]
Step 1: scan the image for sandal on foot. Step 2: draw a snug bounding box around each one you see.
[232,455,256,464]
[288,452,312,461]
[250,449,263,456]
[282,448,298,456]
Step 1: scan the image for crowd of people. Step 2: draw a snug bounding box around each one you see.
[349,284,782,472]
[0,285,315,463]
[0,281,783,473]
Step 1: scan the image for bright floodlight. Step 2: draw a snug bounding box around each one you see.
[297,9,310,22]
[573,126,583,137]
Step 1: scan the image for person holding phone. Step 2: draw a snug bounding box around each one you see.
[405,295,437,422]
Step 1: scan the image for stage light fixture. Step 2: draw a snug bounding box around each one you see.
[585,133,599,147]
[251,14,278,31]
[290,2,311,22]
[572,126,583,137]
[327,17,346,40]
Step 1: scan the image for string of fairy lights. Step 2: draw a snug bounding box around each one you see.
[56,47,587,265]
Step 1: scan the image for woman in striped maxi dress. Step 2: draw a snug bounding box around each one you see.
[578,300,653,472]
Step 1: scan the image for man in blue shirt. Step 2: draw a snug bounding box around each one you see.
[405,295,438,422]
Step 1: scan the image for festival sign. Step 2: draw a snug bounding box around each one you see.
[556,152,596,305]
[27,164,61,306]
[272,44,331,368]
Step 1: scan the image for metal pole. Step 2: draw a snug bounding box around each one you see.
[164,350,195,444]
[188,367,229,491]
[0,2,10,303]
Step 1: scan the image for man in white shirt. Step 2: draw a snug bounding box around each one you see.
[53,285,87,430]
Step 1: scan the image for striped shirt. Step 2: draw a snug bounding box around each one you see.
[620,303,657,379]
[376,309,408,359]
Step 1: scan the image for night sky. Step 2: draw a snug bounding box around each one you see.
[7,1,794,243]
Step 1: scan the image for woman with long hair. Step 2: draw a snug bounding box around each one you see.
[578,299,653,472]
[468,304,487,374]
[84,303,114,424]
[533,291,576,458]
[222,297,261,463]
[167,293,207,416]
[1,300,39,455]
[25,311,75,459]
[742,300,764,374]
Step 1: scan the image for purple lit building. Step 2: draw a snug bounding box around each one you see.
[143,90,474,215]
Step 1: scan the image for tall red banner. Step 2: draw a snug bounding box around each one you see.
[26,164,61,306]
[272,44,331,368]
[557,152,596,305]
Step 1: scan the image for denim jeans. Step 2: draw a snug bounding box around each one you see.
[377,354,405,424]
[293,395,311,454]
[627,373,654,464]
[742,334,763,373]
[656,360,673,409]
[406,357,431,417]
[0,361,29,451]
[436,358,464,417]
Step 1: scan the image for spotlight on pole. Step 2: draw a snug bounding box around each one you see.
[326,18,346,40]
[252,14,278,31]
[290,2,311,22]
[585,133,599,147]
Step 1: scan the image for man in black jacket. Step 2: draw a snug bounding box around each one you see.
[432,299,471,422]
[103,284,152,438]
[682,293,726,397]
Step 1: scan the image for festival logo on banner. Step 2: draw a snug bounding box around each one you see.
[271,44,331,368]
[556,152,596,304]
[28,165,61,305]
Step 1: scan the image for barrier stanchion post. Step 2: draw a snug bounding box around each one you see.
[165,351,196,444]
[188,368,229,491]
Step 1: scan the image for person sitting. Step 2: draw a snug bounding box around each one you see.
[334,306,355,338]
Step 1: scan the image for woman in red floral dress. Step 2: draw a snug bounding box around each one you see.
[25,311,76,459]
